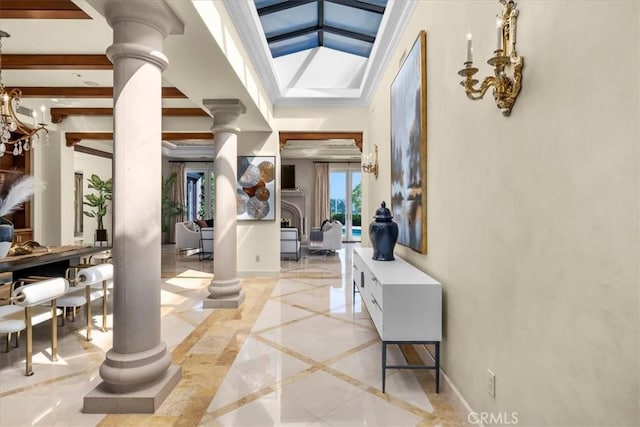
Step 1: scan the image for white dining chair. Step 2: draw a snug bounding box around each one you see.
[0,277,68,375]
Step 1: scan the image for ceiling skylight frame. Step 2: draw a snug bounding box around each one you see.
[225,0,417,107]
[255,0,386,58]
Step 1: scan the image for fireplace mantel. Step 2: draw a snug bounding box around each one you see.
[282,190,307,242]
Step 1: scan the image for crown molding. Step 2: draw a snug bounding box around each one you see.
[224,1,280,105]
[279,131,363,151]
[361,0,417,105]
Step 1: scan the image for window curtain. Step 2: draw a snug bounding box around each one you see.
[168,162,186,243]
[314,163,330,226]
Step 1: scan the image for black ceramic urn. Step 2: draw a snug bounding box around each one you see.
[369,201,398,261]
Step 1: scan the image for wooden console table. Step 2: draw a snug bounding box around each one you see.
[0,246,110,280]
[353,247,442,393]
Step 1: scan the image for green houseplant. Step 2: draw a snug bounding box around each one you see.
[162,173,185,241]
[83,174,112,242]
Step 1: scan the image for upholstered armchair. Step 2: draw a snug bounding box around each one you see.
[175,221,200,252]
[309,220,342,253]
[280,228,301,261]
[199,227,214,260]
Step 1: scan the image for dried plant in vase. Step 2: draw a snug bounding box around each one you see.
[0,172,37,258]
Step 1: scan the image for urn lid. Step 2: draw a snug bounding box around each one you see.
[373,201,393,221]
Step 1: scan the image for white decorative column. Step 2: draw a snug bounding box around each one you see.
[202,99,246,309]
[84,0,183,414]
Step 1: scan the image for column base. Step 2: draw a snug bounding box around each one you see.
[203,290,245,309]
[83,365,181,413]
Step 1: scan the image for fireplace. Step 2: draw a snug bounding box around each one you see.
[281,199,303,233]
[281,190,306,242]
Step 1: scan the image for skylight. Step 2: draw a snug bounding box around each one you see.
[254,0,387,58]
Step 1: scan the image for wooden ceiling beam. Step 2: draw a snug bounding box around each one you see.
[51,107,209,124]
[161,132,213,141]
[74,145,112,159]
[66,132,112,146]
[0,0,90,19]
[66,132,214,147]
[279,131,363,152]
[2,54,112,70]
[7,87,186,98]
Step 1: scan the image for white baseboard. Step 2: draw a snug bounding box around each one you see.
[414,345,479,427]
[238,270,279,278]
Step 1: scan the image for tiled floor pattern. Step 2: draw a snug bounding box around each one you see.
[0,246,463,426]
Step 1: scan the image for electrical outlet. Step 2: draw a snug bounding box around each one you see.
[255,255,260,262]
[488,369,496,397]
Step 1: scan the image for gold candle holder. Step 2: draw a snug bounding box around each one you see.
[458,0,524,116]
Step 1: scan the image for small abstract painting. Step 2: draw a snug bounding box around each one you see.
[237,156,276,221]
[390,31,427,254]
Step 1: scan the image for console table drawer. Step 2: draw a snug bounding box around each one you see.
[353,248,441,341]
[367,293,383,332]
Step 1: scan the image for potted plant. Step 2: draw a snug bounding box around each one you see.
[83,174,112,243]
[0,172,37,258]
[162,173,185,243]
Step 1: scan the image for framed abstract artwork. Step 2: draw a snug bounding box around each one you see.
[390,30,427,254]
[237,156,276,221]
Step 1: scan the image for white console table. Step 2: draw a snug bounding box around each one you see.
[353,247,442,393]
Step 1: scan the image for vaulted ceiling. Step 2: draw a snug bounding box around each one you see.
[0,0,411,159]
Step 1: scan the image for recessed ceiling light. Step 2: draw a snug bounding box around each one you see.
[51,98,58,103]
[72,72,82,78]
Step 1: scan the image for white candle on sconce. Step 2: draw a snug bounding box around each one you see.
[466,30,473,63]
[496,17,503,51]
[32,111,37,126]
[40,105,46,124]
[509,16,516,51]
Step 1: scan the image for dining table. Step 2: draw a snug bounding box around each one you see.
[0,245,111,281]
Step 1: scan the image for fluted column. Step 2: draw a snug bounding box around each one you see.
[84,0,183,414]
[203,99,246,309]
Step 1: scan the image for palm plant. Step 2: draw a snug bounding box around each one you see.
[83,174,112,231]
[162,173,185,233]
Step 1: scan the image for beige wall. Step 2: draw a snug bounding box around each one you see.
[366,1,639,425]
[33,130,62,246]
[237,131,281,275]
[74,149,113,246]
[273,106,373,237]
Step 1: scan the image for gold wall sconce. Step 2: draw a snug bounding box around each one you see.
[361,144,378,179]
[457,0,523,117]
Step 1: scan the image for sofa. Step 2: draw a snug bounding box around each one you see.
[309,220,342,253]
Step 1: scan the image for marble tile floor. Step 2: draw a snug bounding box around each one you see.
[0,245,463,426]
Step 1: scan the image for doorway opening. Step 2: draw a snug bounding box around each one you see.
[330,165,362,242]
[185,169,215,221]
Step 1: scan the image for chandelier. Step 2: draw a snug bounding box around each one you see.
[0,30,48,157]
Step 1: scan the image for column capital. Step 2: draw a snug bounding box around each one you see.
[203,99,246,134]
[107,42,170,71]
[104,0,184,38]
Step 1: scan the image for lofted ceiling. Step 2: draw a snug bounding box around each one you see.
[0,0,413,160]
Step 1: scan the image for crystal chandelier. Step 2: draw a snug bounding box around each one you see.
[0,30,48,157]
